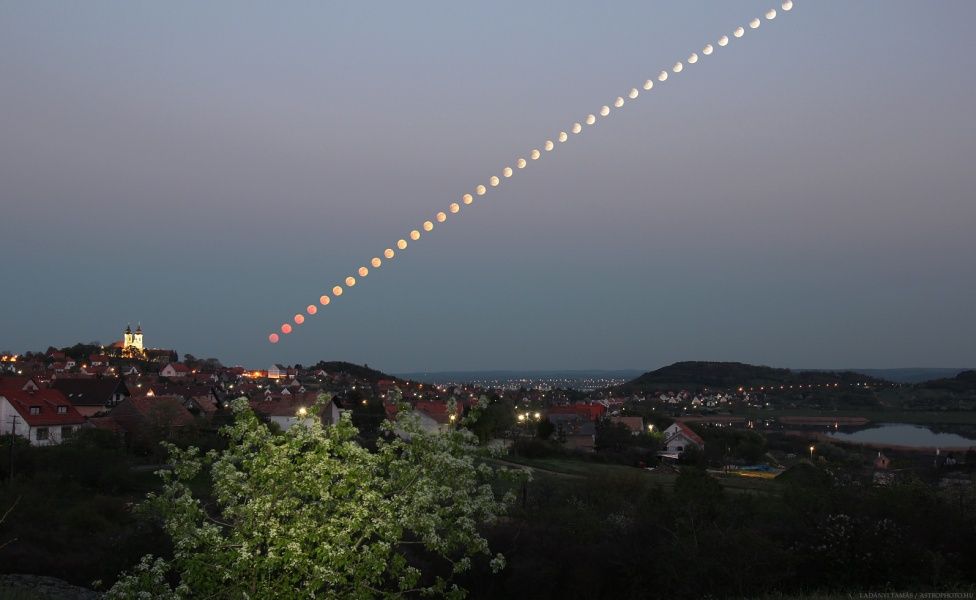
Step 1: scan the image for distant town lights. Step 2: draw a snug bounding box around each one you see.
[267,3,796,342]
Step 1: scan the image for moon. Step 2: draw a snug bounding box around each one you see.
[371,257,382,268]
[268,333,279,344]
[749,18,760,29]
[766,9,777,19]
[423,221,433,232]
[585,114,596,125]
[734,27,744,38]
[319,295,331,306]
[658,70,668,82]
[517,158,527,168]
[530,149,541,160]
[703,44,714,55]
[718,35,729,46]
[306,305,317,315]
[281,323,292,334]
[688,53,698,64]
[571,122,582,134]
[358,266,368,277]
[601,105,611,115]
[544,140,554,151]
[332,286,343,296]
[476,185,486,195]
[782,0,793,11]
[628,88,639,99]
[614,96,625,108]
[489,176,500,186]
[345,276,356,287]
[673,61,683,73]
[449,203,460,213]
[558,132,568,142]
[503,167,513,177]
[463,193,474,204]
[643,80,653,91]
[294,314,305,325]
[410,230,421,240]
[436,212,447,222]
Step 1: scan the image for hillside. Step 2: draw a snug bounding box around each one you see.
[311,361,401,383]
[616,361,889,393]
[918,370,976,392]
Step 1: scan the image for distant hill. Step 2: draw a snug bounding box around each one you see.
[617,361,888,393]
[843,368,973,384]
[918,370,976,392]
[395,369,643,384]
[312,361,401,383]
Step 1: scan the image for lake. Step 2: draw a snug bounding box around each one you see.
[828,423,976,448]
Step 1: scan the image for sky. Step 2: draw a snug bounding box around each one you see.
[1,1,975,373]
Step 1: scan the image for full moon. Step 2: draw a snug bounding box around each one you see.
[332,286,343,296]
[614,97,625,108]
[643,80,653,90]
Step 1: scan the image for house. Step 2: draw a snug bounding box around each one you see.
[0,376,41,392]
[609,416,646,435]
[110,396,196,435]
[548,403,607,422]
[89,355,111,367]
[267,364,287,380]
[0,388,85,446]
[160,362,191,378]
[51,377,130,417]
[249,394,341,431]
[548,413,596,452]
[873,452,891,470]
[661,421,705,456]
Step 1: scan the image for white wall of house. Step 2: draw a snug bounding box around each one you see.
[0,397,76,446]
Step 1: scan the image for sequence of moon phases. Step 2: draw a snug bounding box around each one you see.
[270,4,793,342]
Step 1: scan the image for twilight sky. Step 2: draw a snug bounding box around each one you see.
[1,1,974,373]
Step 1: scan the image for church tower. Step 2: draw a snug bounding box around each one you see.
[122,324,145,358]
[132,324,144,352]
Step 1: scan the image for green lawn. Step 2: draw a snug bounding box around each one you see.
[499,456,780,494]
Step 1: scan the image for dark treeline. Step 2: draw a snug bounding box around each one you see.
[461,467,976,599]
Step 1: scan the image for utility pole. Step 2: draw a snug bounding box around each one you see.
[7,416,18,481]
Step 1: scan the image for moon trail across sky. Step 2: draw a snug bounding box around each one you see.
[267,1,796,345]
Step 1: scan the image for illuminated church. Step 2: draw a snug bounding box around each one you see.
[122,324,145,358]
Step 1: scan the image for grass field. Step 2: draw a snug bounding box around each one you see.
[499,456,780,494]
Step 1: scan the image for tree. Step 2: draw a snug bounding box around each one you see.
[109,395,521,599]
[535,418,555,440]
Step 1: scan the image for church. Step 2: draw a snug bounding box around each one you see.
[121,324,145,359]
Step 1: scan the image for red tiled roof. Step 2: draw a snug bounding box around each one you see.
[0,389,86,427]
[671,421,705,446]
[113,396,196,428]
[609,416,645,434]
[548,403,607,421]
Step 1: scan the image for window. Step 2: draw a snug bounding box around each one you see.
[29,406,40,415]
[35,427,49,441]
[57,406,67,414]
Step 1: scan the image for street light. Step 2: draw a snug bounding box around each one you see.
[297,407,308,418]
[809,445,815,460]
